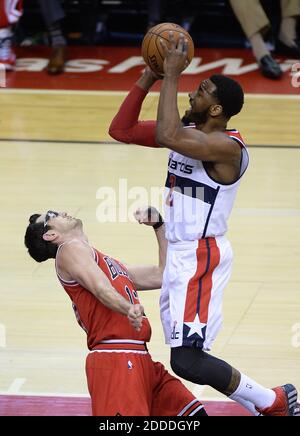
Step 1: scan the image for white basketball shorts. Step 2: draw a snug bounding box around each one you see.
[160,236,233,351]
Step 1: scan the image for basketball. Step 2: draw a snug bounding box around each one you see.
[141,22,194,76]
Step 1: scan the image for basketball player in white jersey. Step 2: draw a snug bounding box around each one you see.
[109,33,299,416]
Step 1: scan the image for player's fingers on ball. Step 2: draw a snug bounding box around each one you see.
[177,33,184,51]
[159,38,168,55]
[168,31,176,48]
[183,38,189,55]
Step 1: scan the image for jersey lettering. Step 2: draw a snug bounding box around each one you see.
[168,157,194,175]
[104,256,129,280]
[125,285,138,304]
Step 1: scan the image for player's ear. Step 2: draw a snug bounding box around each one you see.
[210,104,223,117]
[43,230,58,242]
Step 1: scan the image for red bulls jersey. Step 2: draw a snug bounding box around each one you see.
[55,242,152,350]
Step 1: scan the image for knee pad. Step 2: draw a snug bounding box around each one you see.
[170,346,232,391]
[170,346,207,384]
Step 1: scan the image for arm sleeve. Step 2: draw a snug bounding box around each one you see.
[109,84,160,148]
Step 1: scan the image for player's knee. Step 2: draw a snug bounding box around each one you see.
[170,346,197,380]
[170,346,209,385]
[170,353,187,379]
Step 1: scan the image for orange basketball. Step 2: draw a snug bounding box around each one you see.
[141,22,194,75]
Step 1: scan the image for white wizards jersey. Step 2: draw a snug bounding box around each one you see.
[164,129,249,242]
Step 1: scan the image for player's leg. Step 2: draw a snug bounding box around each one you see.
[171,346,298,416]
[150,360,207,416]
[166,236,298,416]
[163,237,232,352]
[86,351,152,416]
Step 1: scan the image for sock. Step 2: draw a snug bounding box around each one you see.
[229,392,261,416]
[49,21,66,47]
[249,32,270,61]
[231,373,276,410]
[279,17,297,47]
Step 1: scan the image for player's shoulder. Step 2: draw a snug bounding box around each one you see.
[59,239,93,258]
[225,129,246,146]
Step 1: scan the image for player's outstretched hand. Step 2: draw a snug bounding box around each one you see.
[134,206,162,227]
[127,303,144,331]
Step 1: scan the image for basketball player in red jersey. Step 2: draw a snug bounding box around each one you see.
[24,207,207,416]
[109,34,299,416]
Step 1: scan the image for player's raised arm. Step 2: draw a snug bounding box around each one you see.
[59,240,144,330]
[126,207,167,291]
[108,67,161,148]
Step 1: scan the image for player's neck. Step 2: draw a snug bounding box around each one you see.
[60,229,88,245]
[197,118,227,133]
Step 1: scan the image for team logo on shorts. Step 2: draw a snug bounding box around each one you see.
[183,314,207,346]
[171,321,180,340]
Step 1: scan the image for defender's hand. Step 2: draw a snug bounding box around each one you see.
[134,206,162,227]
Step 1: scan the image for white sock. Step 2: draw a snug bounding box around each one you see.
[229,392,261,416]
[249,32,270,62]
[232,373,276,410]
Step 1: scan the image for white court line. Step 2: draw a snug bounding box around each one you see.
[7,378,26,393]
[0,324,6,347]
[1,88,300,99]
[0,390,230,402]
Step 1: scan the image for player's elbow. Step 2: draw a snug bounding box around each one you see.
[155,131,171,148]
[156,128,178,148]
[108,126,130,144]
[152,267,164,289]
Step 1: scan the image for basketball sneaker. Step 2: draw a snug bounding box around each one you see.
[0,27,16,70]
[292,404,300,416]
[257,384,298,416]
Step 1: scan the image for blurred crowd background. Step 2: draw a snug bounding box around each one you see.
[1,0,300,78]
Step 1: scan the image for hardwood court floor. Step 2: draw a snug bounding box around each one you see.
[0,89,299,405]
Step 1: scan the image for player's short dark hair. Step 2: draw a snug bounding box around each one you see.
[210,74,244,119]
[24,214,58,262]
